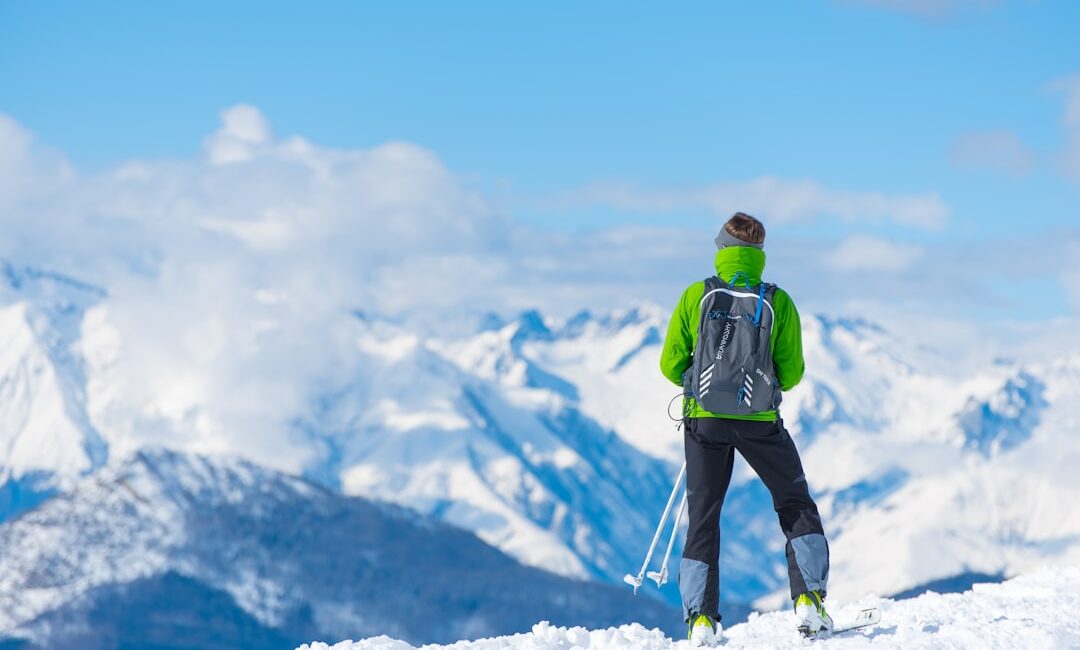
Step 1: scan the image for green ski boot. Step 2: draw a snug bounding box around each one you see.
[794,590,834,637]
[688,613,721,647]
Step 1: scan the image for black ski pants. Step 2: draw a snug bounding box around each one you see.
[679,417,829,623]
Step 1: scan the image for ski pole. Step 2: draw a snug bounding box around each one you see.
[648,486,687,587]
[624,461,686,594]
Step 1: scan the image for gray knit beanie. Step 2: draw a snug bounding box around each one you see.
[714,228,764,250]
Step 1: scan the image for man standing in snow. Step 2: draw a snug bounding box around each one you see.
[659,213,830,646]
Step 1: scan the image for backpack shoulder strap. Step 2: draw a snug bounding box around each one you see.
[699,275,732,313]
[703,275,723,291]
[761,282,779,305]
[758,283,779,326]
[697,276,726,339]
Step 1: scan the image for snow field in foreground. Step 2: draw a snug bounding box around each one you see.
[297,564,1080,649]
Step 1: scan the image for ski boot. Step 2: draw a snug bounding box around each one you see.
[688,613,722,647]
[794,590,833,637]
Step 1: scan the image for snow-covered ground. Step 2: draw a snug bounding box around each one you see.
[297,564,1080,649]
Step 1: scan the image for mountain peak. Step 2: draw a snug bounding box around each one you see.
[0,260,106,304]
[510,309,553,344]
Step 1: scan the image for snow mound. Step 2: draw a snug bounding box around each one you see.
[297,564,1080,649]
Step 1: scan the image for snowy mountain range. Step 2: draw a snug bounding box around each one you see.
[307,308,677,588]
[2,260,1079,645]
[0,448,678,649]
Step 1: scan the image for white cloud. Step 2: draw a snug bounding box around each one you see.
[826,235,924,272]
[576,177,950,229]
[2,105,512,473]
[203,104,272,165]
[0,114,74,210]
[950,131,1035,176]
[843,0,999,18]
[944,75,1080,186]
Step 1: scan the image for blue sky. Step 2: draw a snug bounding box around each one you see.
[1,1,1079,322]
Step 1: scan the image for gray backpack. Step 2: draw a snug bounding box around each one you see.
[685,273,781,415]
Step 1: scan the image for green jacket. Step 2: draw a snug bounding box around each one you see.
[659,246,804,421]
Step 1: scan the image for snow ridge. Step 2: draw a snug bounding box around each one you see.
[297,564,1080,649]
[0,261,108,521]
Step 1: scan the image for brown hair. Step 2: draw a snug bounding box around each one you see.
[723,212,765,245]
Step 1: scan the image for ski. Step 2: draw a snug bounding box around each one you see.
[801,608,880,639]
[833,607,880,634]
